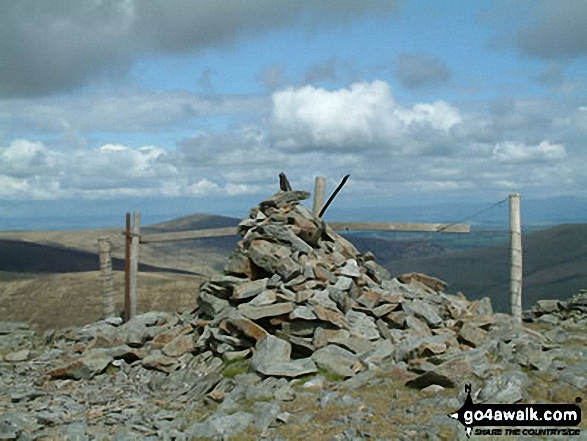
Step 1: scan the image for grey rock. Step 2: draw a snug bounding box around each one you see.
[0,419,21,440]
[47,350,113,380]
[290,305,317,321]
[3,349,30,362]
[0,321,29,334]
[362,339,394,365]
[312,344,358,378]
[404,299,443,328]
[458,322,488,348]
[405,356,473,389]
[526,350,552,371]
[537,313,559,325]
[253,401,282,432]
[141,350,179,373]
[260,190,310,207]
[197,292,230,318]
[59,421,89,441]
[404,315,432,337]
[535,299,561,314]
[330,335,374,356]
[252,335,291,369]
[339,259,361,278]
[478,370,530,403]
[186,411,254,439]
[346,310,380,340]
[309,289,338,309]
[238,302,294,320]
[545,327,568,343]
[162,334,195,358]
[254,358,317,378]
[560,362,587,390]
[232,278,268,300]
[471,296,493,316]
[334,276,354,291]
[314,328,350,349]
[281,320,321,337]
[247,289,277,306]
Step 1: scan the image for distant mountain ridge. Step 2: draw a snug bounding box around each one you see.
[386,224,587,312]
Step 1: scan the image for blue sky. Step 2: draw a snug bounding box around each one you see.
[1,1,586,227]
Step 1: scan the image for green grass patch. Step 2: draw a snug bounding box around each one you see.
[317,367,345,382]
[221,357,250,378]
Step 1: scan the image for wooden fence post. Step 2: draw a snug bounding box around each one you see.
[98,236,116,318]
[129,211,140,320]
[313,176,326,216]
[124,213,131,322]
[509,194,522,323]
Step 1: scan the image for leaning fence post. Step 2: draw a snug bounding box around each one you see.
[129,211,140,320]
[509,194,522,323]
[124,213,131,322]
[313,176,326,216]
[98,236,116,318]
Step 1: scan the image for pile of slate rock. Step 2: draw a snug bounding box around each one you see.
[524,289,587,327]
[3,190,587,440]
[193,190,500,381]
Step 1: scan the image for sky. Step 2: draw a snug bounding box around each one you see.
[1,0,587,228]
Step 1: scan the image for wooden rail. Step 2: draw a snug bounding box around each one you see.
[139,227,237,243]
[328,222,469,234]
[133,221,469,244]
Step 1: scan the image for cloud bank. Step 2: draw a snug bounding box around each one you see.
[0,0,401,97]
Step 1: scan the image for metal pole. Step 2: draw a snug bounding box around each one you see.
[98,237,116,318]
[129,211,140,320]
[124,213,131,322]
[509,194,522,323]
[313,176,326,216]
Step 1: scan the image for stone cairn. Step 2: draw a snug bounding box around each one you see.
[524,289,587,327]
[193,190,496,382]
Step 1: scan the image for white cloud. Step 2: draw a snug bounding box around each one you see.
[0,139,57,178]
[492,140,566,163]
[270,81,462,153]
[394,102,462,131]
[3,91,269,134]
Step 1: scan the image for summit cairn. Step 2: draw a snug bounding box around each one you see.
[194,189,491,380]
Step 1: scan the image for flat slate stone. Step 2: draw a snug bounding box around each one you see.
[162,334,195,358]
[247,289,277,306]
[404,299,443,328]
[405,357,473,389]
[309,290,338,309]
[289,305,317,321]
[252,335,291,371]
[346,310,380,340]
[198,292,230,318]
[313,305,349,329]
[238,302,294,320]
[47,352,113,380]
[4,349,30,363]
[458,322,488,348]
[357,290,380,309]
[312,344,358,378]
[478,371,530,403]
[254,358,317,378]
[339,259,361,278]
[334,277,354,291]
[223,316,268,342]
[232,278,268,300]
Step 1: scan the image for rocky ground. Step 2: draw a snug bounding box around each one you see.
[1,191,586,440]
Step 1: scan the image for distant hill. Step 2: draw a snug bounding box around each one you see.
[0,239,199,275]
[384,224,587,312]
[146,214,241,232]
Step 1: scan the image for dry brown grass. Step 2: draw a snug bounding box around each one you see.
[0,270,204,331]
